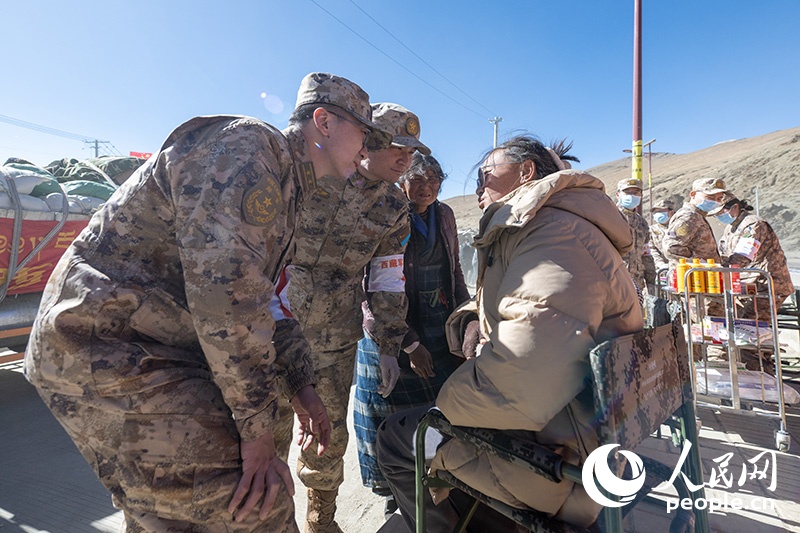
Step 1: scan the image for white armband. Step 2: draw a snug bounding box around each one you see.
[368,254,406,293]
[733,237,760,261]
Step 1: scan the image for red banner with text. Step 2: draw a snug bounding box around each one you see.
[0,218,88,295]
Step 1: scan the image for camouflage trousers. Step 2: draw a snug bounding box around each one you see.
[38,379,298,533]
[275,343,357,492]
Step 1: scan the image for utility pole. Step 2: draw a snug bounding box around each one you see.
[84,139,111,158]
[623,138,655,223]
[489,116,502,148]
[631,0,643,215]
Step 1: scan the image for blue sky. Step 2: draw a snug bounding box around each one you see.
[2,0,799,201]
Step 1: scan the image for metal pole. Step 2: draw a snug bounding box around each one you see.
[489,117,503,148]
[83,139,110,157]
[632,0,643,214]
[645,138,656,224]
[753,186,760,217]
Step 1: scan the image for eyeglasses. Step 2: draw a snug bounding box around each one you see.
[327,109,371,149]
[476,161,518,188]
[407,175,441,187]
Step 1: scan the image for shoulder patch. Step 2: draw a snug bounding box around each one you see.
[675,224,689,237]
[242,175,282,226]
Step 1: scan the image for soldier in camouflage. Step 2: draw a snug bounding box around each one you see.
[711,193,794,318]
[23,72,392,532]
[663,178,729,339]
[277,103,429,533]
[615,178,657,294]
[663,177,728,265]
[650,198,676,275]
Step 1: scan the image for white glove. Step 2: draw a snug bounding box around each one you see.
[377,353,400,398]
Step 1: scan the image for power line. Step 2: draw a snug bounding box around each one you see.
[346,0,496,117]
[308,0,489,120]
[0,113,95,142]
[0,113,122,157]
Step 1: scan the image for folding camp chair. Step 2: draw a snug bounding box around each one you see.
[415,320,710,532]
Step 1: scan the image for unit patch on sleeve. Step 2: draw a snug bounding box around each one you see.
[243,174,283,226]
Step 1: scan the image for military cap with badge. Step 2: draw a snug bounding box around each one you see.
[617,177,644,192]
[295,72,393,151]
[370,102,431,155]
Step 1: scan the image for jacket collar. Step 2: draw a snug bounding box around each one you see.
[475,170,634,256]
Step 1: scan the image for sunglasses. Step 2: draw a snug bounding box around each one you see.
[476,161,519,188]
[327,109,371,149]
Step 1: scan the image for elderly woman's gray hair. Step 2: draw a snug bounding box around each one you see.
[476,136,579,184]
[398,152,447,189]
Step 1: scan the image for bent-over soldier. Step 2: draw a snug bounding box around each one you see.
[24,72,391,532]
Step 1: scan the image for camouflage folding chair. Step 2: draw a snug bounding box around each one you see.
[415,320,710,533]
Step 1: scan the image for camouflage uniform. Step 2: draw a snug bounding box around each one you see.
[662,202,721,265]
[24,115,312,531]
[275,104,427,532]
[278,171,410,487]
[650,222,669,271]
[615,178,656,293]
[23,74,390,531]
[649,199,675,274]
[663,179,728,340]
[719,211,794,319]
[618,207,656,292]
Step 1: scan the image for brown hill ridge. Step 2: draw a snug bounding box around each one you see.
[445,126,800,267]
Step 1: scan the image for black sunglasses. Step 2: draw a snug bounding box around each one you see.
[476,161,519,188]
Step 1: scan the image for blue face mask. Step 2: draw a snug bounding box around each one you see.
[696,198,721,213]
[618,193,641,210]
[653,212,669,225]
[716,212,736,225]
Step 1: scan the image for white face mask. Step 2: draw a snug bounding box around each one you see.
[618,193,641,210]
[695,196,721,213]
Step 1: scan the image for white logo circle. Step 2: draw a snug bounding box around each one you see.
[582,444,646,507]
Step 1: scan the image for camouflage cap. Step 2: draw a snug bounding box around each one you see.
[617,177,643,192]
[691,177,728,195]
[370,103,431,155]
[652,198,676,211]
[294,72,393,151]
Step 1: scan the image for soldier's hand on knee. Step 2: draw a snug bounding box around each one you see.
[290,384,332,456]
[229,430,294,522]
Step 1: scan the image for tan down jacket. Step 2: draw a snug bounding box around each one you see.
[432,170,644,527]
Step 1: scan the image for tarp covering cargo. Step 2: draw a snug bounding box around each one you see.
[0,156,145,300]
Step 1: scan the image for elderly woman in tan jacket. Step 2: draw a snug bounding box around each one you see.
[376,135,643,531]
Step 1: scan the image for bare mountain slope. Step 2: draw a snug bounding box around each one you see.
[444,126,800,265]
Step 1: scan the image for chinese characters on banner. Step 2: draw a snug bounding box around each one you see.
[0,218,88,295]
